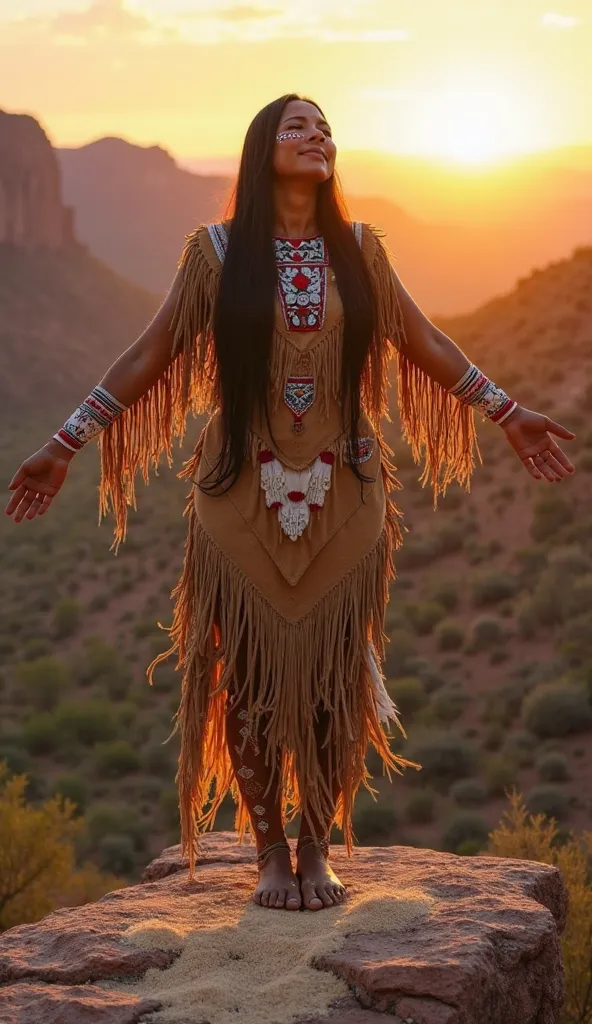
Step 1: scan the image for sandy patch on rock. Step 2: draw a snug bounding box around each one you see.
[101,881,435,1024]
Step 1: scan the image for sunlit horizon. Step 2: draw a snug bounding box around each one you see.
[1,0,591,169]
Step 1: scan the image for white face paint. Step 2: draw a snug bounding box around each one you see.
[276,131,305,142]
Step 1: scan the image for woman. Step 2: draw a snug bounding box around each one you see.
[6,94,575,913]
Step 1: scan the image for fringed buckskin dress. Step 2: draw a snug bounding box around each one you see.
[99,221,476,878]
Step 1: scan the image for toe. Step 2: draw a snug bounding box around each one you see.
[274,890,286,909]
[320,886,335,908]
[286,892,301,910]
[260,890,270,907]
[268,889,279,908]
[302,883,323,911]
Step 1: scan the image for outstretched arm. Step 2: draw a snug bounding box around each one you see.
[391,268,575,483]
[6,270,183,523]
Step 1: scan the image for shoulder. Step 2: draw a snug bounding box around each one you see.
[179,221,231,272]
[351,222,389,265]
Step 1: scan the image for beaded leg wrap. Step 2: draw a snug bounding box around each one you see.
[225,688,286,855]
[257,840,291,867]
[296,834,330,859]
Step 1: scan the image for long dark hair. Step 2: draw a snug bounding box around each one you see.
[200,93,377,495]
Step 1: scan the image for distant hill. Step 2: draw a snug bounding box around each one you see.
[59,137,592,315]
[58,138,231,295]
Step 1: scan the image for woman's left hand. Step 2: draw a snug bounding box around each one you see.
[500,406,575,482]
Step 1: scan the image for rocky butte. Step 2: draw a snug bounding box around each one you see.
[0,110,76,249]
[0,832,567,1024]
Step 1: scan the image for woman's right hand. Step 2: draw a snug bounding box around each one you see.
[5,440,75,523]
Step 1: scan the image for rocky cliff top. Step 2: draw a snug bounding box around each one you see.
[0,110,75,248]
[0,833,567,1024]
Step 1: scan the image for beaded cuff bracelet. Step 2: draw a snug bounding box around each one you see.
[449,364,517,425]
[53,385,127,453]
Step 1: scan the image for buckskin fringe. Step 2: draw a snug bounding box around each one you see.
[368,225,479,498]
[270,323,343,419]
[147,456,418,879]
[98,228,219,549]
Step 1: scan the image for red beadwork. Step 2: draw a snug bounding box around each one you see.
[258,449,274,463]
[287,490,306,502]
[309,503,322,511]
[320,451,334,465]
[270,501,282,509]
[292,271,309,291]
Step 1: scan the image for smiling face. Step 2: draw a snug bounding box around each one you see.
[273,99,337,184]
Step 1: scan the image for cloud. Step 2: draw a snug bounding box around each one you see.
[541,12,579,28]
[2,0,174,46]
[318,28,410,43]
[214,4,282,21]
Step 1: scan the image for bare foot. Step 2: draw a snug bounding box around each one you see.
[254,846,301,910]
[296,844,346,911]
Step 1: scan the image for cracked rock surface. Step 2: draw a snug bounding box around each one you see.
[0,832,567,1024]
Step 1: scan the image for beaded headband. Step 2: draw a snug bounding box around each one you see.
[276,132,305,142]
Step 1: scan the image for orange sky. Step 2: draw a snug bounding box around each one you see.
[1,0,591,165]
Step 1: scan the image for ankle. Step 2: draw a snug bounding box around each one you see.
[256,839,291,868]
[296,834,330,859]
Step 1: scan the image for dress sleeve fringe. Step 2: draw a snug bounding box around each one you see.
[98,228,220,549]
[367,225,479,499]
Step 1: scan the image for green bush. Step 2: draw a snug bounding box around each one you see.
[404,601,447,636]
[524,784,570,822]
[522,682,592,739]
[468,615,505,651]
[385,676,427,718]
[449,778,487,807]
[500,730,537,768]
[404,730,479,793]
[425,686,469,725]
[144,742,175,779]
[94,740,141,777]
[14,657,71,712]
[22,638,52,661]
[98,833,136,875]
[159,787,180,833]
[74,638,131,701]
[425,579,459,613]
[384,630,417,677]
[536,751,571,783]
[482,681,530,728]
[21,712,61,755]
[405,790,436,824]
[472,571,517,607]
[53,598,82,639]
[85,802,148,853]
[530,492,574,543]
[558,613,592,665]
[441,811,490,854]
[54,699,118,746]
[482,754,519,798]
[53,774,88,815]
[353,799,399,844]
[434,619,465,652]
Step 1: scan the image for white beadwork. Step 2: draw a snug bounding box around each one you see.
[237,766,254,780]
[260,457,286,507]
[306,458,333,506]
[257,820,270,833]
[253,805,266,816]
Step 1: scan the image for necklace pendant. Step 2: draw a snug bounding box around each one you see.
[293,419,304,434]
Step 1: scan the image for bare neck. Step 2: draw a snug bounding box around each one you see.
[273,180,319,238]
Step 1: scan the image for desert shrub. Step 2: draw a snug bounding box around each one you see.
[434,619,465,652]
[482,681,530,728]
[522,682,592,739]
[424,579,459,613]
[74,638,131,701]
[405,790,436,824]
[404,601,447,636]
[558,613,592,666]
[530,492,574,543]
[384,630,417,677]
[53,774,88,815]
[21,712,61,755]
[93,740,141,777]
[53,598,82,639]
[22,638,52,661]
[159,787,180,833]
[467,615,505,651]
[472,571,517,607]
[524,784,570,822]
[385,676,427,718]
[441,811,490,854]
[353,799,399,844]
[14,657,71,712]
[85,802,148,853]
[482,724,504,751]
[54,699,118,746]
[144,742,175,779]
[404,730,479,793]
[486,789,592,1021]
[0,743,32,776]
[500,730,537,768]
[482,753,520,798]
[536,752,571,783]
[0,765,83,930]
[424,686,469,725]
[97,834,136,875]
[449,778,487,807]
